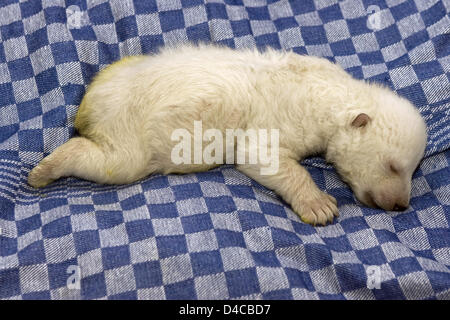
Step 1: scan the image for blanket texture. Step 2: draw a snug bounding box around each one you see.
[0,0,449,300]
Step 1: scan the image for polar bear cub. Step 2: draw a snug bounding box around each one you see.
[28,44,427,225]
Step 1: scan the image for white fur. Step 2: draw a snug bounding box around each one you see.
[28,44,427,225]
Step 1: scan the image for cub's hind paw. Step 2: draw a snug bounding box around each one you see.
[28,163,55,188]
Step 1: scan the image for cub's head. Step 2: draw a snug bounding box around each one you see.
[327,84,427,211]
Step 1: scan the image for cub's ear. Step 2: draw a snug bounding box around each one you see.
[351,113,371,128]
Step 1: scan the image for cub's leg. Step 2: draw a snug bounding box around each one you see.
[28,137,148,188]
[236,156,338,226]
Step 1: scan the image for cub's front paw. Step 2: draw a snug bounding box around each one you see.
[292,191,339,226]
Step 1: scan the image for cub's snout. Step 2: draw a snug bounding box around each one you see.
[362,189,410,211]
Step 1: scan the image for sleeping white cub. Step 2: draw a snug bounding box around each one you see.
[28,44,427,226]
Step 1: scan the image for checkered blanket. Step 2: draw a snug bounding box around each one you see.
[0,0,449,300]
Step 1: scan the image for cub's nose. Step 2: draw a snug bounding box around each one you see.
[391,194,409,211]
[392,196,409,211]
[393,204,408,211]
